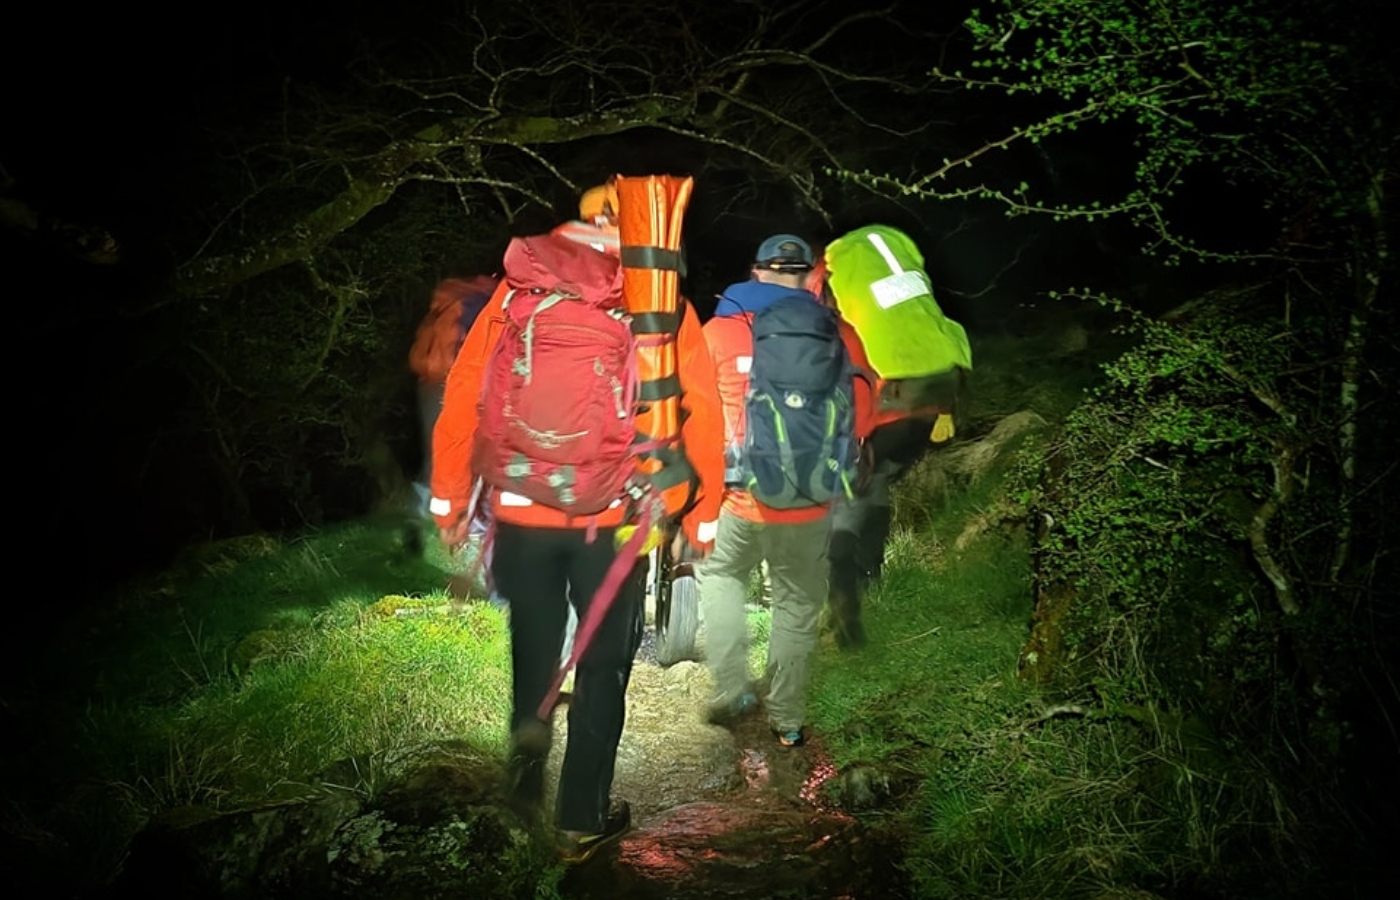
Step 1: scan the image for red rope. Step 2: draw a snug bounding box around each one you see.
[536,501,655,720]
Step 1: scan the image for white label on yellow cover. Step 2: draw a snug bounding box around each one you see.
[870,270,930,309]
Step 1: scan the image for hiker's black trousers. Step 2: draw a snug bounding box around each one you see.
[492,522,644,833]
[830,418,935,625]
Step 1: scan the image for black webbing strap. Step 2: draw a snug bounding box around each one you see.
[638,374,682,402]
[630,311,682,335]
[645,445,697,493]
[620,245,683,271]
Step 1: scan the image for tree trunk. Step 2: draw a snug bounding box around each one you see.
[1329,171,1386,581]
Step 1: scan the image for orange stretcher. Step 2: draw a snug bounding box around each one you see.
[614,174,697,517]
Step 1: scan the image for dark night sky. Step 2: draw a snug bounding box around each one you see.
[8,4,821,294]
[6,6,389,229]
[4,5,447,588]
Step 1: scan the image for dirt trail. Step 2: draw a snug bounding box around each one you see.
[544,626,906,899]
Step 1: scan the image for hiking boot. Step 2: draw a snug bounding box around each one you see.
[773,726,806,748]
[557,801,632,865]
[505,720,551,819]
[705,690,758,728]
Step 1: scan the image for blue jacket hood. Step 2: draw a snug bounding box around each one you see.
[714,279,811,317]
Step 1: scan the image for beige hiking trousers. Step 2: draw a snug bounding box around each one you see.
[698,510,831,732]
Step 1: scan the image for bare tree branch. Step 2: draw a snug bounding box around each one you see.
[168,98,690,301]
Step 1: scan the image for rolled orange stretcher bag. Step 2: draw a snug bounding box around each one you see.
[614,174,697,518]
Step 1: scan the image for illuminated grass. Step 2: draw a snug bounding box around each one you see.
[98,600,512,806]
[9,517,505,891]
[807,529,1035,773]
[795,324,1317,898]
[806,441,1307,899]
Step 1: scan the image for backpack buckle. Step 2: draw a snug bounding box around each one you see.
[505,456,531,480]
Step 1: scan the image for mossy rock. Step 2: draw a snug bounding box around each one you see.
[325,753,550,900]
[114,745,549,899]
[363,594,448,620]
[116,789,363,899]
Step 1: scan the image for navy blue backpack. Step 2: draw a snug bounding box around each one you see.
[742,294,859,508]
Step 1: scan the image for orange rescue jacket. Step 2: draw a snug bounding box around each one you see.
[408,275,499,384]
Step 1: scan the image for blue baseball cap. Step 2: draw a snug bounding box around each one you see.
[754,234,814,270]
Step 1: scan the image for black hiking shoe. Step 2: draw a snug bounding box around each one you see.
[557,801,632,865]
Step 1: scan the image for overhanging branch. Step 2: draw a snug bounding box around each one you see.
[168,98,689,302]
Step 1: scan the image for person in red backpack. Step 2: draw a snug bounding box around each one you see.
[407,273,498,519]
[699,234,873,748]
[430,188,724,863]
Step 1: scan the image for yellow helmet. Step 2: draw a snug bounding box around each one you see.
[578,182,620,222]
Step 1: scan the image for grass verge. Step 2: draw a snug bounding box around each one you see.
[4,516,518,894]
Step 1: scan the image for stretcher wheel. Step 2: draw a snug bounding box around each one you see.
[655,563,699,666]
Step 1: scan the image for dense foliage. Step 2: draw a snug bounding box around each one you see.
[911,0,1399,889]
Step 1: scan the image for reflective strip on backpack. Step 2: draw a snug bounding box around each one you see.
[498,490,625,510]
[866,232,931,310]
[866,231,904,274]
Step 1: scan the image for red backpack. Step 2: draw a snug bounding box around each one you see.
[471,233,638,514]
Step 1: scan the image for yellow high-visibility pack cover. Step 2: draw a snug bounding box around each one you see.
[824,225,972,379]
